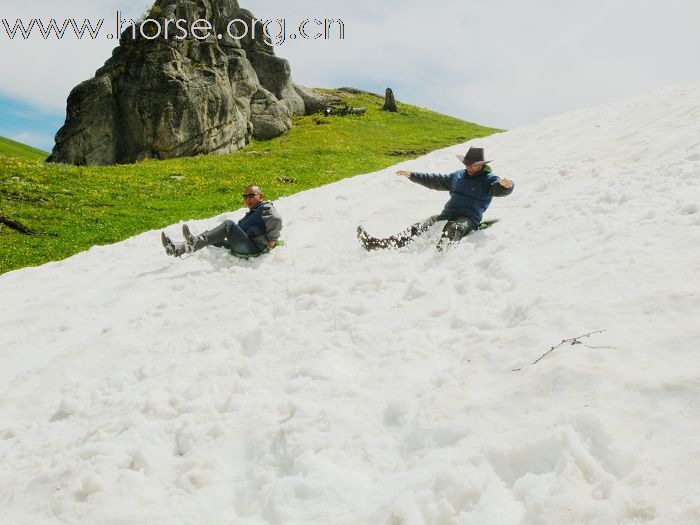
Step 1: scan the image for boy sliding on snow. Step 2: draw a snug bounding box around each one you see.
[357,147,514,251]
[161,185,283,258]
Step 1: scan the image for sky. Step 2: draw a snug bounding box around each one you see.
[1,0,700,151]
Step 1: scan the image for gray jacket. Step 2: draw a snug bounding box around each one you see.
[238,201,283,245]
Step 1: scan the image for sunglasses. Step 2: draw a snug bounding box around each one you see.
[242,193,259,199]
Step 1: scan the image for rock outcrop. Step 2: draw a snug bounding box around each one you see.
[49,0,333,165]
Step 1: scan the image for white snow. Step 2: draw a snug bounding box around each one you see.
[2,82,700,524]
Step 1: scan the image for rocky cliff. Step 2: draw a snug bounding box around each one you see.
[49,0,332,165]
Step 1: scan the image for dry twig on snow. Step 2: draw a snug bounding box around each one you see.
[513,330,610,371]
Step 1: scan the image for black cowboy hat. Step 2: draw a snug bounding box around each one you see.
[456,147,492,166]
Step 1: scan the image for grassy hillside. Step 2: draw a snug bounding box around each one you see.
[0,90,501,274]
[0,136,49,162]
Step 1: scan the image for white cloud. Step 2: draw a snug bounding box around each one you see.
[244,0,700,128]
[2,0,700,130]
[0,0,151,111]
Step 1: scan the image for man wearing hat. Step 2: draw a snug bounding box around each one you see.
[357,147,514,250]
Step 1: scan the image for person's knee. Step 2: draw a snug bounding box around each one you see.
[443,221,458,239]
[443,220,474,244]
[222,220,235,233]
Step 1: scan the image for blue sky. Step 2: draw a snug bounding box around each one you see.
[2,0,700,152]
[0,95,64,152]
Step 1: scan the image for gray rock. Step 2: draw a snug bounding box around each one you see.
[382,87,398,112]
[52,76,117,165]
[49,0,318,165]
[293,85,341,115]
[249,88,292,140]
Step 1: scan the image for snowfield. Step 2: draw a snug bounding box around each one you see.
[2,82,700,524]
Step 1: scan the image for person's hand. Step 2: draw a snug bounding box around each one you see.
[267,241,277,250]
[498,178,513,189]
[396,170,411,177]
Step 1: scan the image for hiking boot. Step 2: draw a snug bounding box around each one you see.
[357,226,376,251]
[182,224,208,253]
[161,231,186,257]
[358,225,409,251]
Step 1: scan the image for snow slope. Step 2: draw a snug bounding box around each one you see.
[2,82,700,525]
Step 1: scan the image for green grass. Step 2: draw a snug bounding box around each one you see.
[0,90,502,274]
[0,136,49,162]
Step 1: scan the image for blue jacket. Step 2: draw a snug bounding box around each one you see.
[238,201,283,247]
[409,165,514,224]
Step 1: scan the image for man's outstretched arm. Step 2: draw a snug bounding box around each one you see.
[396,170,452,191]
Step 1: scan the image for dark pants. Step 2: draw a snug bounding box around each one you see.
[359,215,478,251]
[203,220,264,255]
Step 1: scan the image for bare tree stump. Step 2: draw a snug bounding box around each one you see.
[382,88,398,112]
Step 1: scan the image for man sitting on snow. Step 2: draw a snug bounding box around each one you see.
[357,147,514,251]
[161,185,283,258]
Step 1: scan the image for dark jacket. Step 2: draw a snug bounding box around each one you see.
[238,201,283,246]
[409,165,514,224]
